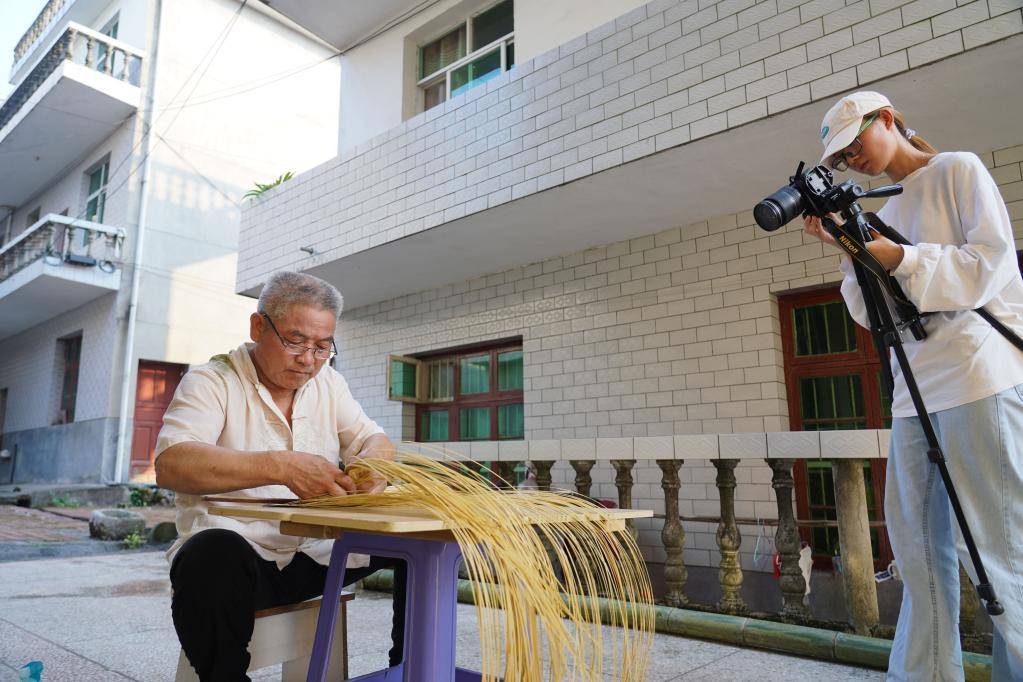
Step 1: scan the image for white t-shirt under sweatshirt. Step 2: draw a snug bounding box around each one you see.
[838,151,1023,418]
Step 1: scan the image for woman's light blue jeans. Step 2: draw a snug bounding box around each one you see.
[886,384,1023,681]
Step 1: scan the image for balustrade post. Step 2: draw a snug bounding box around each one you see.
[569,460,594,499]
[657,459,687,608]
[119,51,133,82]
[103,45,115,75]
[768,458,810,621]
[495,461,517,489]
[610,459,637,540]
[833,458,880,635]
[64,28,78,62]
[84,35,95,68]
[532,460,553,492]
[713,459,747,615]
[959,562,979,635]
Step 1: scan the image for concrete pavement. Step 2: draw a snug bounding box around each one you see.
[0,551,885,681]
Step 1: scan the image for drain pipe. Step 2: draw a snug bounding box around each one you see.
[112,0,162,484]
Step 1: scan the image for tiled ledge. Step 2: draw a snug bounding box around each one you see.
[401,430,891,462]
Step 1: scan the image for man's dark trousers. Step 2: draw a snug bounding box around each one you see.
[170,528,407,681]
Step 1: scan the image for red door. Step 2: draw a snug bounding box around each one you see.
[130,360,187,481]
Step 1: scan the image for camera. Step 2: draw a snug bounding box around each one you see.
[755,162,925,341]
[754,162,901,232]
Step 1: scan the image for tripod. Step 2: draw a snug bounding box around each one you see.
[823,203,1006,617]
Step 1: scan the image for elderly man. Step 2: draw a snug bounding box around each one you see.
[155,271,405,681]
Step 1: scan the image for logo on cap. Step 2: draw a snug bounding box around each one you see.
[820,126,829,140]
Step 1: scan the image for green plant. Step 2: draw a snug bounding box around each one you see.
[49,495,82,508]
[129,487,151,507]
[243,171,293,200]
[122,531,145,550]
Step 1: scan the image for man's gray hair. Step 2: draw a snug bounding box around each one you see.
[257,271,344,320]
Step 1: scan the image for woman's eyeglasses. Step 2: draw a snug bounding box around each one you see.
[830,114,878,172]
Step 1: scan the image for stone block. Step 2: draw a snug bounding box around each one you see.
[89,509,145,541]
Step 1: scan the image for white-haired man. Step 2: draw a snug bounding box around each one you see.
[155,271,405,681]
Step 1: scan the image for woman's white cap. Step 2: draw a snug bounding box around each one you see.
[819,91,892,165]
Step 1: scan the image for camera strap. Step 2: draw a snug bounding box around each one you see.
[823,217,915,308]
[826,217,1023,354]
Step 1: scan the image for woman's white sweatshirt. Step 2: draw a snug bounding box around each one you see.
[838,151,1023,418]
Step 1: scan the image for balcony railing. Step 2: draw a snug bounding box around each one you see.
[402,433,985,643]
[0,213,125,283]
[1,23,143,133]
[13,0,70,66]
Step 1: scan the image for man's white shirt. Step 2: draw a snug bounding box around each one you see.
[155,343,384,568]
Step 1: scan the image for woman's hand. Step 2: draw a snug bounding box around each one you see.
[804,216,903,271]
[803,214,840,249]
[864,229,904,271]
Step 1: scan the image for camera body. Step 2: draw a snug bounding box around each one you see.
[754,162,872,232]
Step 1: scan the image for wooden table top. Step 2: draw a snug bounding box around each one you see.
[208,500,652,541]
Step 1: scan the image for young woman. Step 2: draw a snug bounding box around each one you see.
[805,91,1023,681]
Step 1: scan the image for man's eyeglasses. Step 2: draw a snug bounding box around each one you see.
[829,114,878,172]
[261,313,337,361]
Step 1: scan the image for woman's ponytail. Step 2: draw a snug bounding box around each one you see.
[892,109,938,154]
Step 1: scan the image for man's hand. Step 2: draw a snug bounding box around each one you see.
[277,451,356,499]
[348,434,395,493]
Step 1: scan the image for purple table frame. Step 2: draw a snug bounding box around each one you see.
[307,531,489,682]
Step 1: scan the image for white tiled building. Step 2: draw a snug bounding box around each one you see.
[239,0,1022,603]
[0,0,341,484]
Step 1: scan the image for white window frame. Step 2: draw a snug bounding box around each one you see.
[417,1,514,111]
[84,160,109,224]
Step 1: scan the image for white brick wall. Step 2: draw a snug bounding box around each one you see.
[238,0,1023,290]
[6,124,137,247]
[331,142,1023,566]
[0,293,120,432]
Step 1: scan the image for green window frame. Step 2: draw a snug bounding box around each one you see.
[396,341,523,443]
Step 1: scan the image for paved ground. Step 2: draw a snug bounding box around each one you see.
[0,505,176,562]
[0,551,885,681]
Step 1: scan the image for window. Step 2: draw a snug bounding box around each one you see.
[56,335,83,424]
[388,340,523,442]
[84,161,109,223]
[779,288,892,570]
[418,0,514,112]
[26,207,40,228]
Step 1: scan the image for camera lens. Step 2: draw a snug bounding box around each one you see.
[754,185,804,231]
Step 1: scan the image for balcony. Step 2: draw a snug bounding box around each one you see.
[0,23,143,207]
[237,0,1022,307]
[0,214,125,340]
[257,1,425,51]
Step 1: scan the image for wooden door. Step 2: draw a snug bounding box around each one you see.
[130,361,187,481]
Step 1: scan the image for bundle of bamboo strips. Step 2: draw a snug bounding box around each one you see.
[292,448,654,681]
